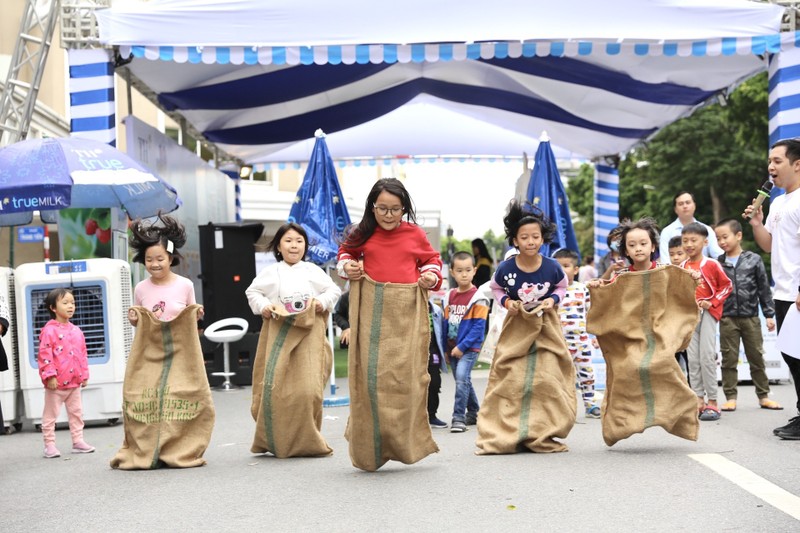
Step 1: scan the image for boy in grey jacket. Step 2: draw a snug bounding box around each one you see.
[715,218,782,411]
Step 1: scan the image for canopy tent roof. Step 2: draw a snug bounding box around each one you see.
[97,0,788,163]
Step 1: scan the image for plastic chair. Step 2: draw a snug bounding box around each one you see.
[204,317,249,391]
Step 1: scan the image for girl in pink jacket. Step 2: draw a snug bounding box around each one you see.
[38,288,95,458]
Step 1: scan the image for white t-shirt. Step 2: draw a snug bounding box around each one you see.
[765,187,800,301]
[245,260,341,315]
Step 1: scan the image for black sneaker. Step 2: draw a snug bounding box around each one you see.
[466,413,478,426]
[773,416,799,436]
[450,420,467,433]
[429,417,448,429]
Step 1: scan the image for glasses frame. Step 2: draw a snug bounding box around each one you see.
[373,204,404,216]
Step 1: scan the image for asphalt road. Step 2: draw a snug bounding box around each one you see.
[2,371,799,532]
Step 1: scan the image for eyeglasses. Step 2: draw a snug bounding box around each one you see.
[373,204,404,216]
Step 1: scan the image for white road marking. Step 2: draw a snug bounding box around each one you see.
[689,453,800,521]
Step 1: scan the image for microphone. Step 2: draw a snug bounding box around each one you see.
[744,178,774,220]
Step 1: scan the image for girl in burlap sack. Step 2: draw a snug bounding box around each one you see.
[587,217,701,446]
[476,200,576,454]
[245,222,341,458]
[337,178,443,471]
[111,215,214,469]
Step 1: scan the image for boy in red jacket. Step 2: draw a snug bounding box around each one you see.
[681,222,732,421]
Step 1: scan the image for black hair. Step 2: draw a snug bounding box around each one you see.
[619,217,660,264]
[269,222,309,262]
[716,217,742,235]
[451,250,475,267]
[44,287,73,319]
[668,236,683,249]
[673,191,695,208]
[606,222,627,248]
[553,248,580,267]
[471,238,493,261]
[502,199,556,247]
[772,138,800,163]
[130,213,187,266]
[341,178,417,248]
[681,222,708,238]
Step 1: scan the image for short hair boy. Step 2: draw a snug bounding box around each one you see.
[553,249,601,418]
[667,236,687,266]
[443,251,489,432]
[714,218,781,411]
[681,222,732,421]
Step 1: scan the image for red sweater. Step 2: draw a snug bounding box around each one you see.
[338,222,442,288]
[680,257,732,321]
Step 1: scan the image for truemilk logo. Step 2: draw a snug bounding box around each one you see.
[0,195,67,212]
[72,148,125,171]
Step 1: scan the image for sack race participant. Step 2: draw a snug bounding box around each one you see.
[476,305,577,454]
[587,265,699,446]
[346,276,439,471]
[250,303,333,457]
[111,305,215,469]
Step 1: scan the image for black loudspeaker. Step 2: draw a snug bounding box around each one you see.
[198,223,264,332]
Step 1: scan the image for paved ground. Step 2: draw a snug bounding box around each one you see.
[2,371,799,532]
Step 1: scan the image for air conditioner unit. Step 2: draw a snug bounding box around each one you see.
[14,259,133,427]
[0,267,20,432]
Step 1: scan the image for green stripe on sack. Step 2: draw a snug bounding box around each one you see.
[518,339,538,444]
[263,316,295,455]
[367,284,385,468]
[638,273,656,428]
[150,322,176,469]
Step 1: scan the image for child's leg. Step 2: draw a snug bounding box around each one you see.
[427,359,441,419]
[739,317,771,400]
[697,312,719,405]
[719,317,741,402]
[41,388,66,445]
[63,387,86,444]
[573,346,597,409]
[686,324,705,408]
[452,351,478,422]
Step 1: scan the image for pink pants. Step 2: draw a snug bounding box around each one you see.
[42,387,84,445]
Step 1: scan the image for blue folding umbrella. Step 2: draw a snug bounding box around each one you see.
[526,132,580,258]
[288,130,351,405]
[0,137,180,226]
[288,130,351,265]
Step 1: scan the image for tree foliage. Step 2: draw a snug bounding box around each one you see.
[567,72,769,259]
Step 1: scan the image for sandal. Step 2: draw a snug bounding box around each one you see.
[699,406,721,421]
[720,400,737,412]
[760,399,784,410]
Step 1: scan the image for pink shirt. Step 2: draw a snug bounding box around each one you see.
[134,275,196,321]
[38,320,89,389]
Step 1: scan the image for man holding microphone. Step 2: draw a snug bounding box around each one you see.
[745,138,800,440]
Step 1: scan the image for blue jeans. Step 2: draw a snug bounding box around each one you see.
[451,350,480,422]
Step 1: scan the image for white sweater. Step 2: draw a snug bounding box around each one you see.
[245,261,341,315]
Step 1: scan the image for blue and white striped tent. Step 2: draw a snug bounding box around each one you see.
[95,0,790,164]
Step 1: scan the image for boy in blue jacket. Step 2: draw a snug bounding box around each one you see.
[443,252,490,433]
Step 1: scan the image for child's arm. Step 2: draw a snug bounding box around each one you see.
[455,302,490,354]
[37,327,58,386]
[309,265,342,312]
[545,270,569,308]
[245,267,279,317]
[754,258,777,331]
[78,329,89,386]
[337,245,364,280]
[711,262,732,305]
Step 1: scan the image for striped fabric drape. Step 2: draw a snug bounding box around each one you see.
[68,49,116,146]
[594,165,619,263]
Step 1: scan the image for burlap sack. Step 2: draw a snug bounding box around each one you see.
[110,305,215,469]
[250,302,332,458]
[346,276,439,471]
[586,265,699,446]
[476,306,577,454]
